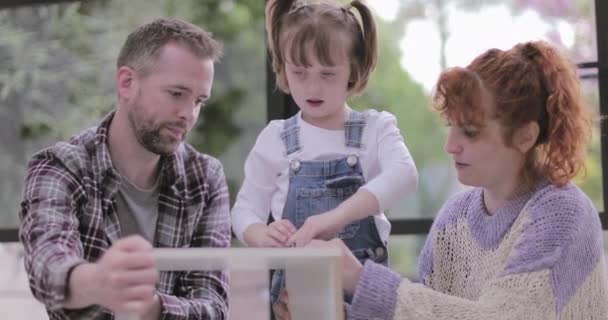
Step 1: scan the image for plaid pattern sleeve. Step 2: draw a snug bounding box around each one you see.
[19,146,88,311]
[157,155,232,320]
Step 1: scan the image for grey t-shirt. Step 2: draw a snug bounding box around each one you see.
[115,173,159,243]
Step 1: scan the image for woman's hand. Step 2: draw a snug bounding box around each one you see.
[307,238,363,294]
[272,289,292,320]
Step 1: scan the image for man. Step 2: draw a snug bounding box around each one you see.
[19,18,230,319]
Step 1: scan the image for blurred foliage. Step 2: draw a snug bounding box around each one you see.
[0,0,267,227]
[350,17,451,224]
[191,88,243,155]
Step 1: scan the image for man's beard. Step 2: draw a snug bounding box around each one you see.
[127,102,187,156]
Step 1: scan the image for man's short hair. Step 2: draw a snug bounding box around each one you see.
[117,18,223,75]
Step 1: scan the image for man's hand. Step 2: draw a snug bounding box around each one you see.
[307,238,363,294]
[65,235,160,316]
[287,210,346,247]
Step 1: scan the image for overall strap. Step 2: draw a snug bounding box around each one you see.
[280,114,301,155]
[344,111,366,148]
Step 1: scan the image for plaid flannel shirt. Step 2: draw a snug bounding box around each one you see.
[19,112,231,320]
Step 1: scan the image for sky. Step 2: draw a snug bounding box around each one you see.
[369,1,576,92]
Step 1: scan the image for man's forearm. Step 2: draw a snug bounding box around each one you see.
[142,294,162,320]
[63,263,97,309]
[157,291,229,320]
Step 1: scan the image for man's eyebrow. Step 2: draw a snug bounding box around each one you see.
[167,85,209,100]
[167,85,192,93]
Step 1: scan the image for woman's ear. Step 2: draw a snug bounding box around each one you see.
[515,121,540,153]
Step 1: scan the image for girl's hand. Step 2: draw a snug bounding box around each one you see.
[307,238,363,294]
[287,210,346,247]
[262,219,297,247]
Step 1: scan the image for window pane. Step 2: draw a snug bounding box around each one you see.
[358,0,601,221]
[388,234,428,279]
[578,74,603,212]
[0,0,266,229]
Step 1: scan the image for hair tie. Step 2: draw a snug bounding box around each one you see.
[289,0,305,13]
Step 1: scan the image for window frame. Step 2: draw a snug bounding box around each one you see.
[595,0,608,231]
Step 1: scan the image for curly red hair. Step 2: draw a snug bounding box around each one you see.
[433,40,593,187]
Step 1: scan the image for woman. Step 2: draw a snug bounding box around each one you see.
[276,40,608,319]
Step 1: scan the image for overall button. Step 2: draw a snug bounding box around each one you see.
[375,247,385,257]
[290,160,301,172]
[346,155,358,167]
[366,248,375,257]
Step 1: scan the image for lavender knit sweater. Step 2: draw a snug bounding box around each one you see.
[348,182,608,320]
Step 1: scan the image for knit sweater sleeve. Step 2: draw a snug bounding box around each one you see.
[349,262,563,320]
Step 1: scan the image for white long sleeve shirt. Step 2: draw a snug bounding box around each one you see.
[231,109,418,244]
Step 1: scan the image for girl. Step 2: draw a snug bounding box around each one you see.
[231,0,418,308]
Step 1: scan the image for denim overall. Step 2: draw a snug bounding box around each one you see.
[269,111,388,305]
